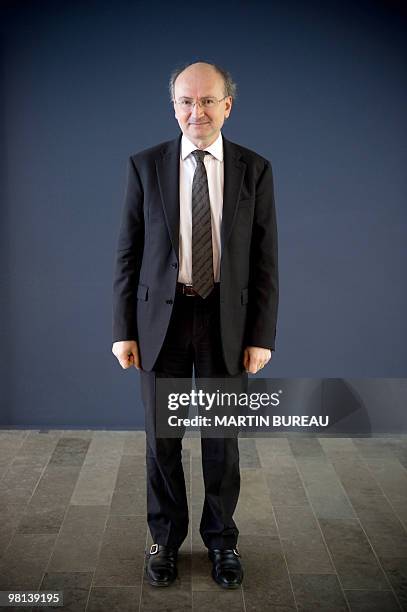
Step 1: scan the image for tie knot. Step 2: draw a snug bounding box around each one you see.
[192,149,209,163]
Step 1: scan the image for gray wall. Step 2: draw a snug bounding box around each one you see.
[1,0,406,429]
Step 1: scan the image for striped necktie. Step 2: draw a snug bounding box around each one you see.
[191,149,214,298]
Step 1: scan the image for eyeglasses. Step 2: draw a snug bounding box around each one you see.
[174,96,228,111]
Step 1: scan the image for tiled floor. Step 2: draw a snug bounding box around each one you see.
[0,430,406,611]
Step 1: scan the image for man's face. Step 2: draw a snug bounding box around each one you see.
[173,63,232,148]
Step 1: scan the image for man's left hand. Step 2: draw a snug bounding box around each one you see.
[243,346,272,374]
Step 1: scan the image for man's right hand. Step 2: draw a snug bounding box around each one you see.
[112,340,141,370]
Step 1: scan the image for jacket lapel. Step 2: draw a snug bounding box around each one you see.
[155,131,247,265]
[221,134,247,257]
[155,134,182,263]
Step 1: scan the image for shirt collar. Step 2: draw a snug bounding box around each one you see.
[181,131,223,162]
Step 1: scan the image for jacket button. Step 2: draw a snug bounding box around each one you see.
[166,299,173,305]
[171,262,178,268]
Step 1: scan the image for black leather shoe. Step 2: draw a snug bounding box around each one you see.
[208,547,243,588]
[145,543,178,587]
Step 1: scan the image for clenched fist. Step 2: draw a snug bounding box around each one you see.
[243,346,272,374]
[112,340,141,370]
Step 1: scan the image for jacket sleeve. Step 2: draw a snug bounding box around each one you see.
[244,160,279,350]
[112,157,144,343]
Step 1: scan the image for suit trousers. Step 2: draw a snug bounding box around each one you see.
[139,282,247,550]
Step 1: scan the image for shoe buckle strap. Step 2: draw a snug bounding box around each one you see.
[150,543,159,555]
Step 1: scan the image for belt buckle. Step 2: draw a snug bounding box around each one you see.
[184,284,195,296]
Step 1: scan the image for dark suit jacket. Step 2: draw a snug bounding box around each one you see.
[112,132,278,375]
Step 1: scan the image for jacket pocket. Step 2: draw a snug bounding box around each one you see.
[241,287,249,305]
[137,283,149,301]
[238,198,254,208]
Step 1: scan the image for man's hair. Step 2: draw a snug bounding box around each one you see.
[169,61,237,102]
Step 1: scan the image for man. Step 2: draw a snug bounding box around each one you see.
[112,61,278,589]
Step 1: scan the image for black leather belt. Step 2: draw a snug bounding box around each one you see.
[176,282,220,297]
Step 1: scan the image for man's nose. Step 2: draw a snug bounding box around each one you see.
[190,101,205,117]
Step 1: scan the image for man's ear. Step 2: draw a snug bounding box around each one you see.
[225,96,233,114]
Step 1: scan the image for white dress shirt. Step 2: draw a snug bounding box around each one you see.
[178,131,224,284]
